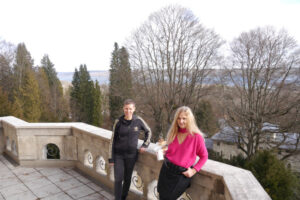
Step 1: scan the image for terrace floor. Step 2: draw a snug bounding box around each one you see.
[0,155,114,200]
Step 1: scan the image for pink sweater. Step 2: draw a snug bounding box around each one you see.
[165,131,208,171]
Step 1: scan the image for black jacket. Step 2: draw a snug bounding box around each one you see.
[108,115,152,163]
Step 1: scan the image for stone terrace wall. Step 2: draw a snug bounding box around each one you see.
[0,120,4,154]
[0,116,271,200]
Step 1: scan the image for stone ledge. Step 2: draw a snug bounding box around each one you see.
[0,116,272,200]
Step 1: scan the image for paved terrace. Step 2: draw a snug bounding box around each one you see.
[0,155,114,200]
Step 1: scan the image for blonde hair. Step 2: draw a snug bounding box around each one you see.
[166,106,203,144]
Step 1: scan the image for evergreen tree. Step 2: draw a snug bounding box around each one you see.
[22,70,41,122]
[92,80,103,126]
[70,68,81,121]
[70,65,104,126]
[41,55,67,121]
[11,89,24,119]
[109,43,121,121]
[246,150,298,200]
[195,100,218,136]
[70,64,95,124]
[109,43,133,122]
[119,47,133,96]
[0,40,15,117]
[79,64,94,123]
[12,43,41,121]
[13,43,34,88]
[41,55,59,86]
[0,87,12,116]
[36,68,52,121]
[0,55,13,95]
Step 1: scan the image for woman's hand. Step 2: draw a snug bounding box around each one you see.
[162,147,168,155]
[139,147,146,153]
[182,167,197,178]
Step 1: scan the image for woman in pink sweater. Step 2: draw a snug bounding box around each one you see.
[157,106,208,200]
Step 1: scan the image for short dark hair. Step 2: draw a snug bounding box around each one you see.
[123,99,135,106]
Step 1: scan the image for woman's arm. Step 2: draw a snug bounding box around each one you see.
[108,119,119,164]
[193,135,208,172]
[137,116,152,148]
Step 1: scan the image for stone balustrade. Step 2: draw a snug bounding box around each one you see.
[0,116,271,200]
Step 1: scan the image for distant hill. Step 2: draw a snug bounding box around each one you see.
[57,70,109,84]
[57,68,299,87]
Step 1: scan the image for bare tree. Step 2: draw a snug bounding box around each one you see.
[222,27,300,159]
[126,5,223,138]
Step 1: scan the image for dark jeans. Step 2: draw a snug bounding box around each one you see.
[114,157,137,200]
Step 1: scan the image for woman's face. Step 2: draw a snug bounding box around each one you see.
[123,103,135,120]
[177,112,188,129]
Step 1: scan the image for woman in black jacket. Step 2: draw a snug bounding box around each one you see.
[108,99,152,200]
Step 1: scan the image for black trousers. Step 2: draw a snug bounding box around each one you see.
[157,160,191,200]
[114,157,137,200]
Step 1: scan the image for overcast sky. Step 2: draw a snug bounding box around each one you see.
[1,0,300,72]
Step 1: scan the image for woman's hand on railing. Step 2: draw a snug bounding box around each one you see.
[182,167,197,178]
[139,147,146,153]
[162,148,167,155]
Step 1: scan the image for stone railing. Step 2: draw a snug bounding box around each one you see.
[0,120,4,154]
[0,116,271,200]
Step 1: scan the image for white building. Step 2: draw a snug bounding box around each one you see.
[211,123,300,172]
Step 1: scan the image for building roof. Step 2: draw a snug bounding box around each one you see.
[211,126,239,143]
[205,138,213,150]
[211,122,300,150]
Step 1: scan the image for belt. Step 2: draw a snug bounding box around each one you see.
[164,158,187,174]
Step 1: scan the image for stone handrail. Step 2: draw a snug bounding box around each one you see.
[0,116,271,200]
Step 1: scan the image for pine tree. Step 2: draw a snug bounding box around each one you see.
[0,55,13,95]
[70,65,104,125]
[22,70,41,122]
[109,43,133,122]
[0,87,12,116]
[109,43,122,121]
[13,43,34,88]
[41,55,67,121]
[11,89,24,119]
[36,67,52,121]
[92,81,103,126]
[119,47,133,97]
[70,68,81,121]
[70,64,95,124]
[41,55,59,86]
[79,64,94,123]
[12,43,41,121]
[246,151,298,200]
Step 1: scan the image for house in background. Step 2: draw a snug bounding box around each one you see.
[211,122,300,172]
